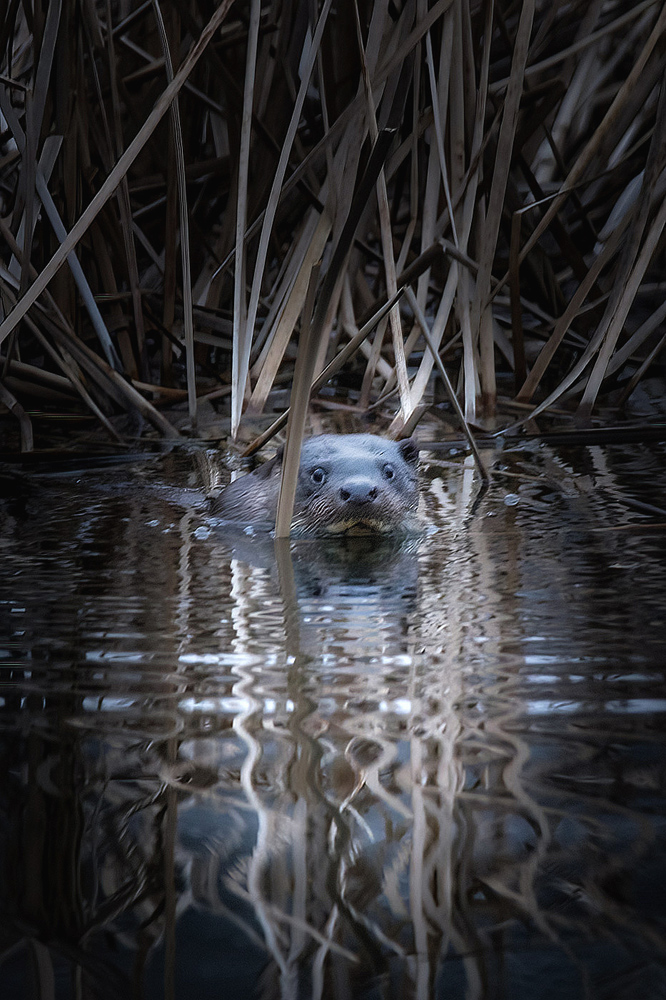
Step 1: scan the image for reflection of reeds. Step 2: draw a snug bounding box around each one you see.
[3,449,665,996]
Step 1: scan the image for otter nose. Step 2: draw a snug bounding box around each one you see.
[339,479,379,504]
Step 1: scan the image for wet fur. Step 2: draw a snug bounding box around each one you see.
[211,434,420,535]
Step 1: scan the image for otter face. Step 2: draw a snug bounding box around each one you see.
[211,433,420,535]
[291,435,420,536]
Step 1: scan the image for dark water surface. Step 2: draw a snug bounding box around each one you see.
[1,441,665,1000]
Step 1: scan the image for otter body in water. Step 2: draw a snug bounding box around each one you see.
[211,434,420,535]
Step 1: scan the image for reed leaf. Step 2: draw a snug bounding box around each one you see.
[233,0,333,439]
[230,0,261,441]
[152,0,197,429]
[472,0,535,413]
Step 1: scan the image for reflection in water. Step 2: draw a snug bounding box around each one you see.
[0,444,665,999]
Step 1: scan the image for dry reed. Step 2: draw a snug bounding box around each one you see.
[1,0,665,455]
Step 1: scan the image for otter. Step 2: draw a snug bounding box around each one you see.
[210,434,420,535]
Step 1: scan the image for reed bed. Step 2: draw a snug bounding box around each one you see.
[1,0,666,454]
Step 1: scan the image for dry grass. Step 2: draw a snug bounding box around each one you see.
[1,0,666,454]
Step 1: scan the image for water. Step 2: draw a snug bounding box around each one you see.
[1,440,665,1000]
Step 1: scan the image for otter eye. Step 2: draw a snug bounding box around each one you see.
[310,467,326,485]
[383,463,395,480]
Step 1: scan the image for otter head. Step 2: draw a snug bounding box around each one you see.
[290,434,420,536]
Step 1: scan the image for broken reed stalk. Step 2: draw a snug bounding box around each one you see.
[405,286,488,483]
[275,262,321,538]
[242,243,444,459]
[0,380,33,451]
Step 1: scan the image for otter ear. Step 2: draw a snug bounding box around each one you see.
[255,446,284,480]
[398,437,419,466]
